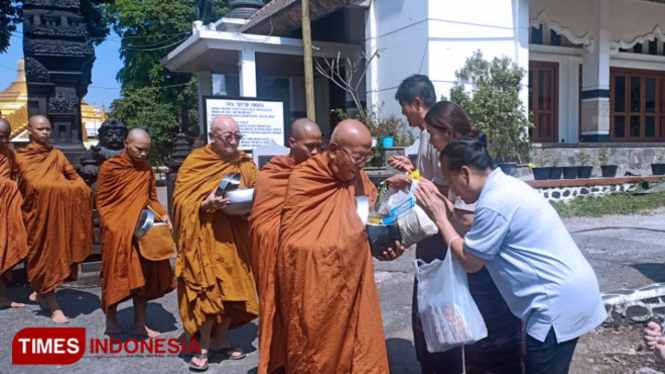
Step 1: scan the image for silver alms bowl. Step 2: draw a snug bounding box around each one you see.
[355,196,370,225]
[216,173,242,196]
[135,209,155,239]
[221,188,255,216]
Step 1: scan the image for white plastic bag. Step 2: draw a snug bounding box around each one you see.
[414,247,488,353]
[377,181,438,247]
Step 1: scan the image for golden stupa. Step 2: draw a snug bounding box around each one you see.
[0,59,107,142]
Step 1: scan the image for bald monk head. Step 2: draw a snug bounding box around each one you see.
[124,128,151,162]
[328,119,373,182]
[289,118,322,164]
[209,115,241,158]
[27,115,52,147]
[0,119,10,152]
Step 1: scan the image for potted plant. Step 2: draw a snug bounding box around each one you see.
[548,151,563,180]
[370,146,384,167]
[651,148,665,175]
[563,164,578,179]
[599,148,617,177]
[531,151,550,180]
[576,149,593,179]
[450,51,533,170]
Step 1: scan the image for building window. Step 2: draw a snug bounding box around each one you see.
[530,26,543,45]
[529,62,559,143]
[611,68,665,141]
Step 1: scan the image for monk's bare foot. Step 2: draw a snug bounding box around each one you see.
[51,309,69,324]
[133,325,160,339]
[105,316,121,335]
[29,291,37,302]
[0,296,25,309]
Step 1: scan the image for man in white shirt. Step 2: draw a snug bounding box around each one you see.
[386,75,463,374]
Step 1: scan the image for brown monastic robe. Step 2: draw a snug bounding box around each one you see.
[249,155,296,374]
[0,148,28,280]
[173,145,259,338]
[276,152,388,373]
[15,143,93,293]
[97,152,175,312]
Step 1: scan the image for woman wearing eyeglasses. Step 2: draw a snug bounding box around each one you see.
[415,131,606,374]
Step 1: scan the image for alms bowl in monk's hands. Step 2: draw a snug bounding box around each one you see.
[216,173,242,196]
[135,208,155,239]
[366,213,403,258]
[221,188,255,216]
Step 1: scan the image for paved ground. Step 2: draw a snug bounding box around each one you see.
[2,189,665,373]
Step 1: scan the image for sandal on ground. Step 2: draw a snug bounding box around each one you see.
[212,346,246,360]
[189,352,209,371]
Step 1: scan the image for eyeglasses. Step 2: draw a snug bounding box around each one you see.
[211,132,243,142]
[339,146,373,167]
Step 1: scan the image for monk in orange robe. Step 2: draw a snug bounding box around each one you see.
[173,115,258,370]
[0,119,28,309]
[276,120,404,373]
[250,118,322,374]
[97,128,175,337]
[15,115,93,324]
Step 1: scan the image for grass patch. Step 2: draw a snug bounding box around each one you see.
[552,190,665,218]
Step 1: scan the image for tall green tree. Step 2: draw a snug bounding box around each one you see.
[107,0,231,164]
[0,0,20,53]
[450,50,533,163]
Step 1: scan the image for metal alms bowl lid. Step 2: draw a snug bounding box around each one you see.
[355,196,370,225]
[221,187,255,216]
[135,208,155,239]
[216,173,242,196]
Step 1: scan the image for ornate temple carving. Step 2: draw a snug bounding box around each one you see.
[48,92,79,114]
[23,18,88,39]
[24,0,81,9]
[24,57,50,83]
[24,39,94,57]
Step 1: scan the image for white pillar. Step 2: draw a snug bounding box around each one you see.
[580,0,611,142]
[239,49,257,97]
[364,2,379,111]
[198,71,212,139]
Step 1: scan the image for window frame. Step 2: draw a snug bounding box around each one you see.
[529,61,559,143]
[610,67,665,142]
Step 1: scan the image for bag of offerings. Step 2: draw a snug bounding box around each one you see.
[377,174,438,247]
[414,244,487,352]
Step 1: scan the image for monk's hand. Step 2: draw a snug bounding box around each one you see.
[377,241,406,261]
[385,173,412,191]
[388,155,414,172]
[201,190,231,211]
[162,215,173,231]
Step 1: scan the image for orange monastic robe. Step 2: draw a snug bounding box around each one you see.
[14,143,93,294]
[97,153,175,312]
[173,145,259,337]
[249,155,296,374]
[0,149,28,280]
[277,153,388,373]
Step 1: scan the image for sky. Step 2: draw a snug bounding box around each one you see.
[0,24,124,110]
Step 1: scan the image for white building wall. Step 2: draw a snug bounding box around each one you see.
[367,0,530,124]
[427,0,529,106]
[366,0,429,116]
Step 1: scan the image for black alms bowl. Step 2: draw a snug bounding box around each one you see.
[366,214,402,258]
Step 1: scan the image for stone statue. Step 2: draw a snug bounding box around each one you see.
[80,119,128,188]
